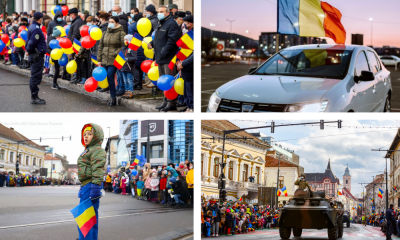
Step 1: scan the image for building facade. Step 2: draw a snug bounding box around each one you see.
[305,160,340,200]
[387,128,400,209]
[201,120,269,204]
[364,174,386,215]
[43,152,69,180]
[0,124,45,175]
[105,135,119,173]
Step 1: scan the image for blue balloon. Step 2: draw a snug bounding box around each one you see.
[151,81,157,87]
[20,30,27,41]
[49,39,60,49]
[131,169,138,176]
[58,54,68,66]
[64,25,70,36]
[0,41,5,52]
[54,5,62,14]
[89,25,99,34]
[151,31,155,40]
[92,67,107,81]
[157,75,175,91]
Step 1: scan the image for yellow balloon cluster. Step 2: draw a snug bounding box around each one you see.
[51,49,63,60]
[55,26,66,37]
[144,49,154,59]
[90,28,102,41]
[13,38,25,48]
[62,47,74,54]
[148,66,159,81]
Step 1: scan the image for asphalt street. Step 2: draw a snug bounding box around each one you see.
[0,186,193,240]
[0,67,132,112]
[204,224,393,239]
[201,63,400,112]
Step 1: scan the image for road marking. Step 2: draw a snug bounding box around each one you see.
[0,209,187,230]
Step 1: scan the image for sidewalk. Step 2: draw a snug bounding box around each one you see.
[0,64,177,112]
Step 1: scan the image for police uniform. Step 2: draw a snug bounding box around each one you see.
[26,12,46,104]
[386,206,396,240]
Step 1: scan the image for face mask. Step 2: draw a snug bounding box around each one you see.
[112,12,118,16]
[146,13,150,18]
[57,17,62,21]
[12,16,16,19]
[108,23,115,29]
[9,31,12,35]
[130,14,134,18]
[301,177,304,180]
[157,13,165,21]
[129,18,132,23]
[87,23,92,26]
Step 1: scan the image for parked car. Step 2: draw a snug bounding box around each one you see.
[207,44,392,112]
[379,55,400,68]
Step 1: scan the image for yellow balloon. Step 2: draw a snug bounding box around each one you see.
[174,78,184,95]
[50,58,54,65]
[55,26,66,37]
[66,60,77,74]
[51,6,56,16]
[151,62,157,68]
[13,38,25,48]
[51,49,63,60]
[62,47,74,54]
[141,36,152,50]
[137,18,151,37]
[6,39,10,46]
[90,28,102,41]
[144,49,154,59]
[148,66,159,81]
[98,77,109,89]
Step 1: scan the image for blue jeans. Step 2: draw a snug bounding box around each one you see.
[78,183,100,240]
[116,70,125,92]
[121,71,134,92]
[103,65,117,98]
[11,53,19,65]
[173,194,185,204]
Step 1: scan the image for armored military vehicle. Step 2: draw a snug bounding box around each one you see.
[278,188,344,240]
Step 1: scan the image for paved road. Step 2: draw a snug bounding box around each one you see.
[204,224,392,239]
[0,67,132,112]
[201,63,400,112]
[0,186,193,240]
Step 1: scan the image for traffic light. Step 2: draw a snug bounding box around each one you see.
[218,178,226,190]
[219,189,227,202]
[16,162,19,174]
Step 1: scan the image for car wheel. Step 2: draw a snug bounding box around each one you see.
[384,95,391,112]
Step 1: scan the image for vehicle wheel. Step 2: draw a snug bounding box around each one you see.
[327,225,338,240]
[384,95,391,112]
[293,228,302,237]
[338,217,343,238]
[279,227,291,239]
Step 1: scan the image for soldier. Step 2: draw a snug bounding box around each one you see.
[25,12,47,104]
[294,173,311,190]
[386,204,396,240]
[58,178,61,187]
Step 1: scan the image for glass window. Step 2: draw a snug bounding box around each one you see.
[228,162,233,180]
[243,165,248,181]
[10,152,14,162]
[367,51,380,74]
[213,157,219,177]
[255,167,260,184]
[0,149,4,160]
[346,180,348,184]
[33,158,36,166]
[279,176,284,189]
[168,120,194,165]
[355,51,370,76]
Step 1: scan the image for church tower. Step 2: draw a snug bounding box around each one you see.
[343,164,351,192]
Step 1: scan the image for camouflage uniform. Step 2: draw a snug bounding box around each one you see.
[294,178,311,189]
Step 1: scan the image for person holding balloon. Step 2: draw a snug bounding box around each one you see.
[47,11,66,39]
[46,27,63,90]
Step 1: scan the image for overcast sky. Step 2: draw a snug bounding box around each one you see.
[0,117,120,165]
[202,0,400,47]
[231,120,400,197]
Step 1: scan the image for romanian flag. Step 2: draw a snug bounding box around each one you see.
[169,54,177,71]
[370,198,374,202]
[176,48,193,61]
[378,188,383,199]
[281,186,288,197]
[239,197,242,201]
[394,186,397,192]
[91,54,99,66]
[277,189,281,196]
[358,203,362,209]
[70,198,97,238]
[129,154,141,169]
[277,0,346,44]
[44,53,50,68]
[128,33,143,51]
[113,51,126,70]
[337,190,342,196]
[72,39,81,54]
[176,30,194,50]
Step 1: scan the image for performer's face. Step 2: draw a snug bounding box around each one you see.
[83,130,93,146]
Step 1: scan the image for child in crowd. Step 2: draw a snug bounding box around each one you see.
[121,176,126,195]
[150,172,159,202]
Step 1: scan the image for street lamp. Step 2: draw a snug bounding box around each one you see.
[369,18,373,46]
[226,19,235,44]
[107,127,111,166]
[210,23,216,38]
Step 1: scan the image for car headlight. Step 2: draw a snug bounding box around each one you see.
[207,92,222,112]
[286,101,329,112]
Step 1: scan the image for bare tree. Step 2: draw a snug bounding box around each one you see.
[0,0,10,22]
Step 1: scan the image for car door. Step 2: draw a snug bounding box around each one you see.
[380,57,389,66]
[353,51,376,112]
[366,51,386,111]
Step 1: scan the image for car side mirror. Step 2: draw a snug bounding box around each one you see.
[355,71,375,82]
[248,67,257,74]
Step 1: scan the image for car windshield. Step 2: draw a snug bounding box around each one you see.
[254,48,353,79]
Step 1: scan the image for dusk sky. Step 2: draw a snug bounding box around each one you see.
[202,0,400,47]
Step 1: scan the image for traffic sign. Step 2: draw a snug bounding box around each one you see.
[121,161,127,166]
[372,206,375,210]
[216,41,225,52]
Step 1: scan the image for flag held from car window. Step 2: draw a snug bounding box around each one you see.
[277,0,346,44]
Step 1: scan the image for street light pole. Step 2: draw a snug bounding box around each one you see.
[369,18,373,46]
[107,127,111,166]
[210,23,215,38]
[276,156,280,207]
[226,19,235,46]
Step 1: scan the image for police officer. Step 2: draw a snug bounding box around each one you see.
[386,204,396,240]
[26,12,47,104]
[294,173,311,189]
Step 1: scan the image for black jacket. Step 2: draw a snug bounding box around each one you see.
[211,204,221,223]
[120,45,137,72]
[171,179,190,202]
[148,14,159,36]
[118,13,129,34]
[386,208,396,222]
[68,16,85,42]
[47,11,66,38]
[99,22,108,33]
[46,35,56,54]
[181,53,193,82]
[152,15,181,65]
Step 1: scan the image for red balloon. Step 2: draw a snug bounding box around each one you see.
[84,77,98,92]
[81,36,96,49]
[2,22,7,27]
[80,25,89,38]
[18,26,27,33]
[61,5,69,16]
[1,34,9,44]
[164,87,178,100]
[0,47,7,55]
[59,37,72,49]
[140,60,153,73]
[41,26,47,33]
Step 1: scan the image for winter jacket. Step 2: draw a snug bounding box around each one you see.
[46,35,57,54]
[127,21,145,66]
[99,22,108,33]
[97,24,125,66]
[120,45,137,72]
[212,204,222,223]
[150,177,159,191]
[106,175,111,182]
[117,13,129,34]
[159,176,167,190]
[166,166,178,178]
[225,213,233,228]
[181,53,193,82]
[171,179,190,202]
[136,180,144,189]
[152,15,181,65]
[77,123,106,186]
[186,168,194,188]
[47,11,66,38]
[148,14,159,36]
[144,176,152,189]
[121,178,126,188]
[67,16,85,42]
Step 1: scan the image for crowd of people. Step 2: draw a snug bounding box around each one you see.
[104,160,194,209]
[0,171,74,187]
[0,3,194,112]
[201,199,282,237]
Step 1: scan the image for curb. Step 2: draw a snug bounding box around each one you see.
[143,226,193,240]
[0,64,167,112]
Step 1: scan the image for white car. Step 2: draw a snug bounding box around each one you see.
[379,55,400,68]
[207,44,392,112]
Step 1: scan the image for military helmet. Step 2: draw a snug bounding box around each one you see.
[300,173,306,177]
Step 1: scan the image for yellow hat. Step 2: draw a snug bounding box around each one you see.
[83,126,92,133]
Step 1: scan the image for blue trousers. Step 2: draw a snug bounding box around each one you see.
[78,183,100,240]
[116,70,125,92]
[29,57,44,98]
[11,53,19,65]
[121,71,134,92]
[184,80,193,109]
[103,65,117,98]
[173,194,185,204]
